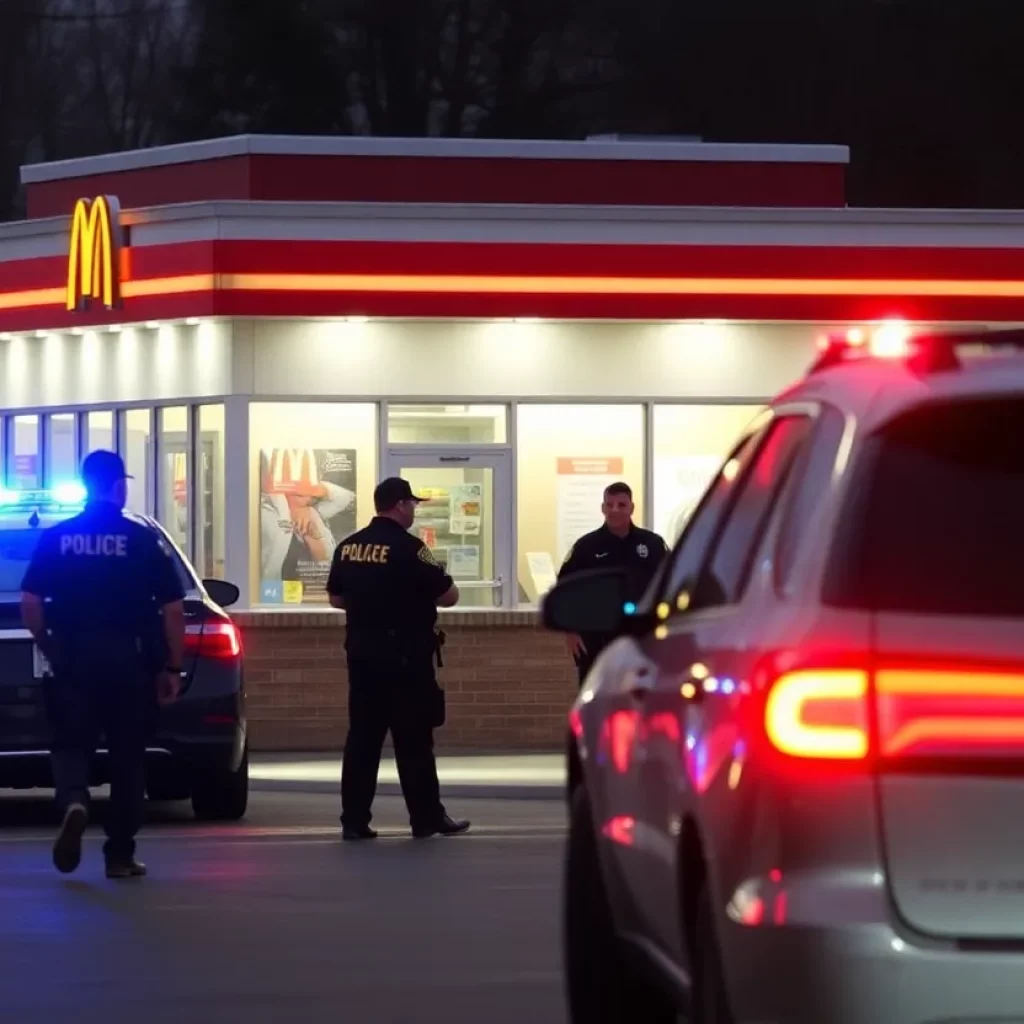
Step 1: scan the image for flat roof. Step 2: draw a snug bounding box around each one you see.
[21,134,851,184]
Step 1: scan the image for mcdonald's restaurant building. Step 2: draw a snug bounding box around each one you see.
[2,134,1023,751]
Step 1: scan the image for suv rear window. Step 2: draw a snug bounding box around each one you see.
[825,396,1024,617]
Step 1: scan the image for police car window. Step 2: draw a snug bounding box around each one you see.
[825,396,1024,616]
[693,415,813,609]
[662,429,763,604]
[774,405,846,593]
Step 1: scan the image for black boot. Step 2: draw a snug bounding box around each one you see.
[413,814,470,839]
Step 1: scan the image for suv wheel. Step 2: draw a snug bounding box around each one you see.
[692,883,735,1024]
[564,786,679,1024]
[191,746,249,821]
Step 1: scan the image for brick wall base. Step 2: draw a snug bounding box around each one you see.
[236,610,576,751]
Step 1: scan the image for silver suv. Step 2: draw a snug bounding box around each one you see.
[546,324,1024,1024]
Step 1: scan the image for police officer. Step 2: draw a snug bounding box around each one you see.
[327,477,470,840]
[20,450,186,878]
[558,481,669,684]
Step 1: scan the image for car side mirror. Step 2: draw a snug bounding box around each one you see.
[541,568,632,635]
[203,579,240,609]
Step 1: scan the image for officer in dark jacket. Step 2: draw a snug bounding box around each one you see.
[558,481,669,684]
[20,450,186,878]
[327,477,470,841]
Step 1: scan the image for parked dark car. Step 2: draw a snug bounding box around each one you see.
[0,489,247,820]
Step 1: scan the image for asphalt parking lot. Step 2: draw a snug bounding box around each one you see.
[0,791,568,1024]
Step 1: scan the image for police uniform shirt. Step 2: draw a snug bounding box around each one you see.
[326,517,454,635]
[21,501,186,639]
[558,524,670,605]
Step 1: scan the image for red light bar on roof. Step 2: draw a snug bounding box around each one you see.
[811,324,1024,376]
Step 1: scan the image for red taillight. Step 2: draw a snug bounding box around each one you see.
[184,622,242,659]
[877,668,1024,758]
[764,660,1024,761]
[764,668,869,760]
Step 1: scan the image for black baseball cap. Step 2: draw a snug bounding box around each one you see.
[81,449,132,491]
[374,477,426,511]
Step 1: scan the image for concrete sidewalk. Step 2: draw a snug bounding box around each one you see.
[250,752,567,801]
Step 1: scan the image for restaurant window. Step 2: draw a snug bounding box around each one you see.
[250,402,377,607]
[9,415,40,489]
[196,405,226,579]
[46,413,77,485]
[158,407,190,555]
[652,404,763,545]
[516,404,644,605]
[85,410,114,454]
[387,404,507,444]
[122,409,151,516]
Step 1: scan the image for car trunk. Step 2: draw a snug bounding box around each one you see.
[873,613,1024,941]
[825,392,1024,942]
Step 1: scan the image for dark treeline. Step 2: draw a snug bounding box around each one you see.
[3,0,1023,219]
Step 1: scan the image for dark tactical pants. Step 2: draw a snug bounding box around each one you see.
[44,639,155,862]
[341,656,446,834]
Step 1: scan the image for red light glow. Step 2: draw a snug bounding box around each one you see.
[601,815,636,847]
[868,319,912,358]
[764,659,1024,762]
[604,710,641,775]
[184,621,242,659]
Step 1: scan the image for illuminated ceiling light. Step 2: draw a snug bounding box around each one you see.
[145,320,161,330]
[108,324,123,334]
[514,317,541,324]
[185,317,201,326]
[34,330,47,339]
[0,332,12,341]
[344,315,369,324]
[70,327,85,336]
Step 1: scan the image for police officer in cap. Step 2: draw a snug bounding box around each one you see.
[327,477,470,840]
[558,481,669,684]
[20,450,186,878]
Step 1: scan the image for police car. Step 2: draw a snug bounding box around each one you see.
[0,486,248,821]
[546,324,1024,1024]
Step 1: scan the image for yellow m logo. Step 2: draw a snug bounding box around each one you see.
[66,196,123,311]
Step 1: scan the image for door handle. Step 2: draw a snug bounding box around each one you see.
[626,667,655,700]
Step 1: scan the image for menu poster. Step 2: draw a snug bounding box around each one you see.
[259,447,358,605]
[556,457,624,563]
[653,454,723,544]
[449,483,483,536]
[447,544,481,579]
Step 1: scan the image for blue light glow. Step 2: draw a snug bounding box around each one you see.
[51,482,87,506]
[0,484,87,510]
[623,602,637,615]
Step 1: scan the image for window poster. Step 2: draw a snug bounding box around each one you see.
[259,448,357,605]
[448,483,483,536]
[447,544,481,579]
[555,457,623,563]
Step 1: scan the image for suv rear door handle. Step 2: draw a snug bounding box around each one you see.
[626,666,655,699]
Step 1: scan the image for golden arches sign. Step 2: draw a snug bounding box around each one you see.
[66,195,123,311]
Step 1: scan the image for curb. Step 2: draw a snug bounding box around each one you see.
[250,778,566,802]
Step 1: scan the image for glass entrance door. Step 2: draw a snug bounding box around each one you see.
[384,446,512,608]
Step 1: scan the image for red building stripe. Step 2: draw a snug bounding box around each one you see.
[25,154,846,219]
[9,238,1024,293]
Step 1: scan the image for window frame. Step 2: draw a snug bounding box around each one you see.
[658,405,818,616]
[652,411,772,612]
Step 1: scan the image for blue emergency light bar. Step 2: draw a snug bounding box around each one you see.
[0,483,87,510]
